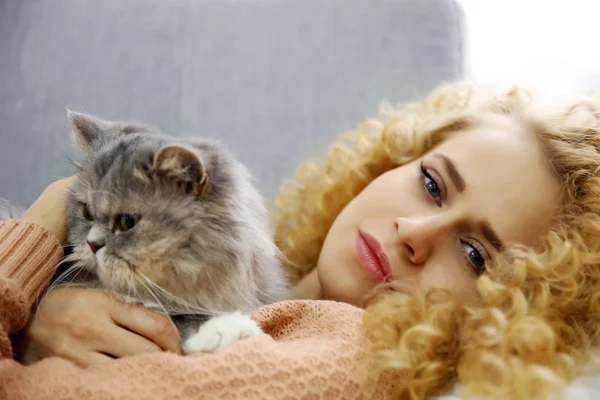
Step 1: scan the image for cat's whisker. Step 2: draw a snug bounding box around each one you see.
[33,263,88,321]
[138,272,212,315]
[129,274,139,299]
[134,274,176,320]
[48,263,84,288]
[137,272,181,303]
[66,265,85,288]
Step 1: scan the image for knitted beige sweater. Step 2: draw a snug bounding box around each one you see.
[0,220,399,399]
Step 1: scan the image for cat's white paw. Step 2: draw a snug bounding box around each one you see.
[182,312,263,354]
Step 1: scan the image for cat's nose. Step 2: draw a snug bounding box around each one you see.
[87,240,105,254]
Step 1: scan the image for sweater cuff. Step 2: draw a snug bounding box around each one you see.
[0,220,63,308]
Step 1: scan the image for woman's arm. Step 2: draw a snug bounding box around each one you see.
[0,177,74,358]
[0,220,63,358]
[1,176,75,314]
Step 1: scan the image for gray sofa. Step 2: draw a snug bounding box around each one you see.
[0,0,464,206]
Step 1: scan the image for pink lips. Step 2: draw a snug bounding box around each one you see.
[356,230,392,282]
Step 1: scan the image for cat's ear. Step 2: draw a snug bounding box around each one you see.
[68,110,114,152]
[153,144,209,197]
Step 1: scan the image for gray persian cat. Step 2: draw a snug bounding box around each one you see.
[57,111,289,353]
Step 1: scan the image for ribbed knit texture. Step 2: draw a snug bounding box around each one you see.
[0,221,62,305]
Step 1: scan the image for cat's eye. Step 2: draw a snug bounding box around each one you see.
[81,203,93,221]
[117,214,141,232]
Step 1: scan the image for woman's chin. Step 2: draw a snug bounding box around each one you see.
[322,281,369,307]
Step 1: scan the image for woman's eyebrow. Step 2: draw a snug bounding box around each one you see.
[433,153,465,192]
[480,220,504,252]
[432,152,504,251]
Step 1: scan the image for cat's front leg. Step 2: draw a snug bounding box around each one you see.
[182,312,263,354]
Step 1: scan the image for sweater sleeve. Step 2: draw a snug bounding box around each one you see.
[0,220,63,358]
[0,301,400,400]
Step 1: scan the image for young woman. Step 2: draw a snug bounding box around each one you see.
[3,82,600,399]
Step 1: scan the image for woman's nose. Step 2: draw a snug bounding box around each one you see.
[394,215,448,265]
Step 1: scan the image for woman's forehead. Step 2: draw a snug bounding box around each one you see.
[433,116,552,174]
[432,121,561,246]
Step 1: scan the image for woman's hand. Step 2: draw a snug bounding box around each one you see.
[19,176,77,243]
[19,287,182,367]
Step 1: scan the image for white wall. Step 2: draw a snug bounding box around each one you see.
[458,0,600,98]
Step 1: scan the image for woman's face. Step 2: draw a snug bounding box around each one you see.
[317,115,561,306]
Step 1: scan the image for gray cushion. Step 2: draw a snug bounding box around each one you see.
[0,0,464,206]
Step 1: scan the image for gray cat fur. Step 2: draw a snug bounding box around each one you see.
[57,111,289,341]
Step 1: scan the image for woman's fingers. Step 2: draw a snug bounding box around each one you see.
[19,287,182,367]
[97,325,162,357]
[108,300,182,354]
[71,351,115,368]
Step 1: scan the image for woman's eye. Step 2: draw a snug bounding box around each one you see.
[462,241,487,276]
[420,163,442,206]
[425,177,440,198]
[81,203,93,221]
[117,214,140,232]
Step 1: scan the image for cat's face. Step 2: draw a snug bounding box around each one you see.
[64,112,260,313]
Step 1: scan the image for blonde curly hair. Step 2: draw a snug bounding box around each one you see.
[272,82,600,399]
